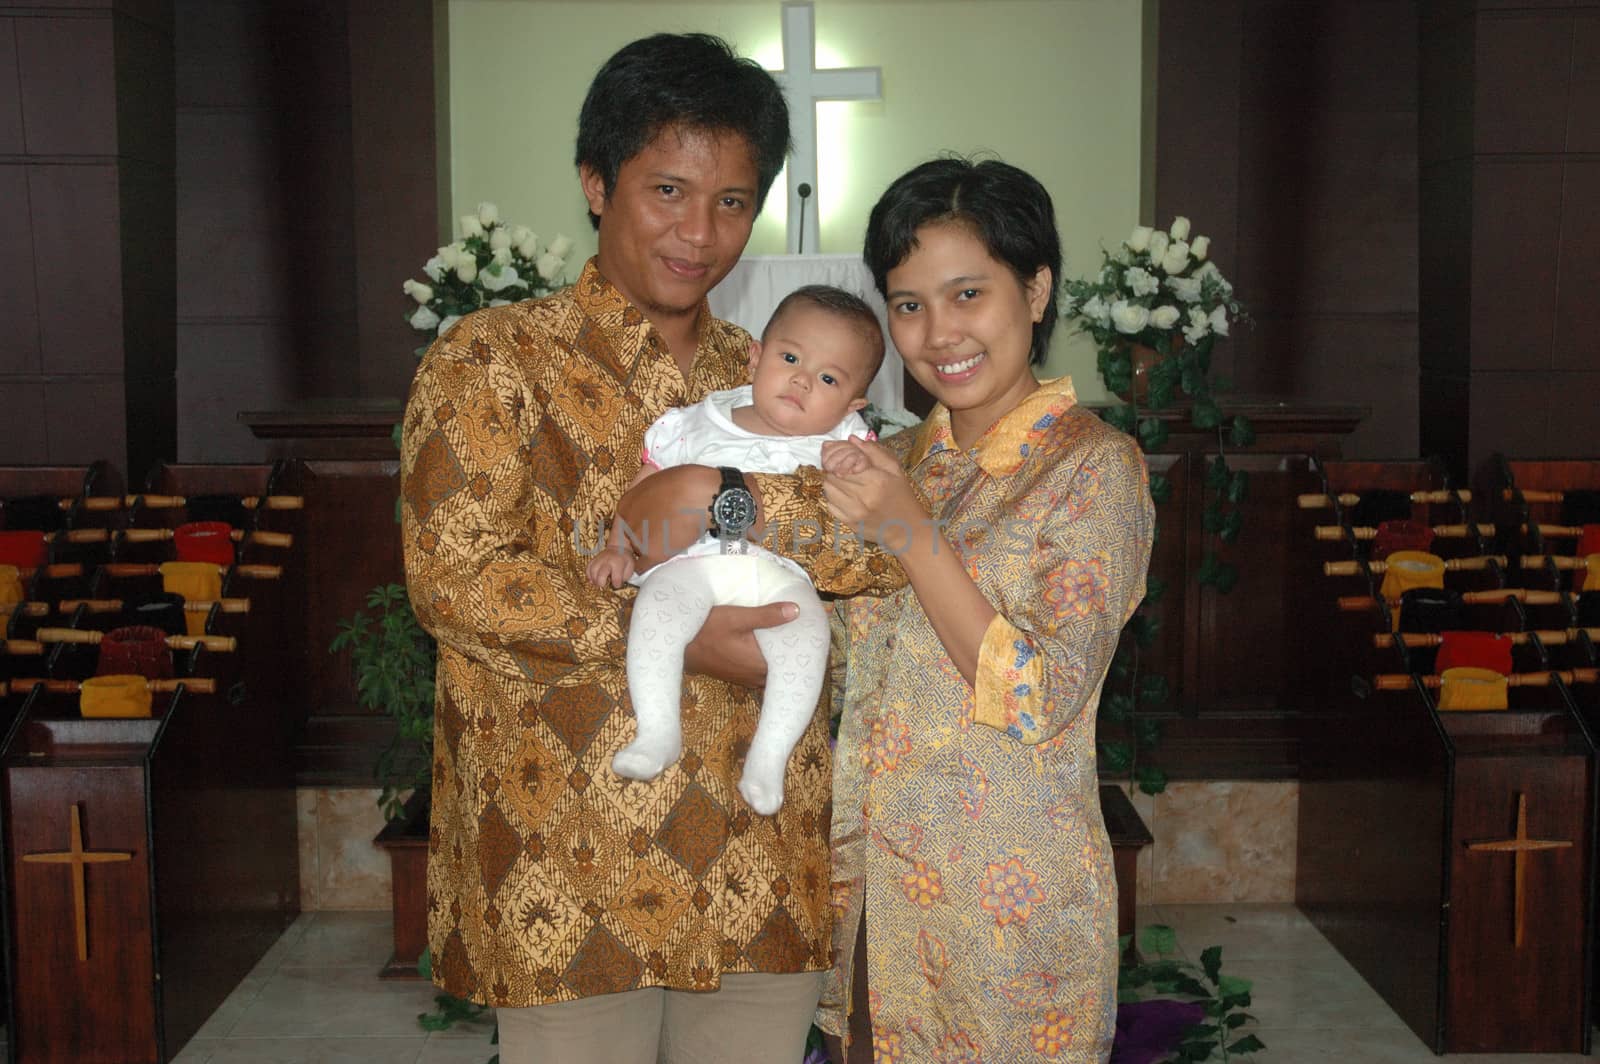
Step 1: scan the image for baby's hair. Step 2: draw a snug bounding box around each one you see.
[762,285,886,393]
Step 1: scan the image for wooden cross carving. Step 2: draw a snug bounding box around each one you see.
[22,803,133,961]
[1465,792,1572,947]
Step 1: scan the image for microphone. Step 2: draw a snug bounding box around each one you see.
[797,182,813,254]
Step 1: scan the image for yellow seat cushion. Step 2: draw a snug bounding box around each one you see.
[1437,666,1508,712]
[79,674,154,718]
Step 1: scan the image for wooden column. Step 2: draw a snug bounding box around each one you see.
[239,403,405,783]
[1095,399,1365,779]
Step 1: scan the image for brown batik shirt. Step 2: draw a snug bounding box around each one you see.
[400,258,904,1006]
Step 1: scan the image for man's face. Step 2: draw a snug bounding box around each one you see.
[581,125,760,322]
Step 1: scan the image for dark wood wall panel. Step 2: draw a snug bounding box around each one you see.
[172,0,442,463]
[0,164,39,375]
[0,379,47,461]
[1421,1,1600,477]
[1153,0,1242,374]
[174,0,358,463]
[1470,160,1563,372]
[14,14,118,155]
[1555,160,1600,370]
[0,18,22,153]
[348,0,444,401]
[0,0,173,476]
[31,163,125,375]
[1571,14,1600,149]
[1157,0,1421,462]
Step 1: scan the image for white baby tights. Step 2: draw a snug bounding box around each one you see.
[615,555,829,815]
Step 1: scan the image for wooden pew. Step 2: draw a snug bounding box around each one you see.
[1294,457,1596,1053]
[1,675,298,1063]
[1,460,309,1062]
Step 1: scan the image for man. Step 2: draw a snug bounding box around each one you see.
[400,33,899,1064]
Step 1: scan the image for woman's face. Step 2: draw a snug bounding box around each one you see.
[883,222,1051,443]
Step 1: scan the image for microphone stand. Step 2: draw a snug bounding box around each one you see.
[796,182,812,254]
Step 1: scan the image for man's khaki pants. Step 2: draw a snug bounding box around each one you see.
[496,971,826,1064]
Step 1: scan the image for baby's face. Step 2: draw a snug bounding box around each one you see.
[746,304,874,437]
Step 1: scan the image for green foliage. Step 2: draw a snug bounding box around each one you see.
[1131,612,1163,647]
[418,992,490,1032]
[1074,221,1253,799]
[329,583,438,822]
[1120,925,1265,1062]
[1190,396,1222,430]
[1134,763,1169,795]
[1103,690,1136,725]
[417,948,499,1059]
[1136,668,1169,706]
[1100,739,1135,775]
[1139,416,1171,451]
[1103,402,1138,435]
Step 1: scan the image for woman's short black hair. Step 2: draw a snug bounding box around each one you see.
[575,33,790,231]
[863,157,1062,365]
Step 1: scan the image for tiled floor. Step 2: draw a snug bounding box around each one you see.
[147,904,1594,1062]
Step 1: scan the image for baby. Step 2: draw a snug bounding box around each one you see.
[587,285,884,814]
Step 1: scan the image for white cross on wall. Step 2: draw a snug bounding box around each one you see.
[770,2,882,254]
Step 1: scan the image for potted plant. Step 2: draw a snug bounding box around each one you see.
[1063,215,1251,796]
[329,583,438,979]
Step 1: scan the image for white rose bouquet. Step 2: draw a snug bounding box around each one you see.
[400,201,574,353]
[1067,215,1253,597]
[1062,215,1247,416]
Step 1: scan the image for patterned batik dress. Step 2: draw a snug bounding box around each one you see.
[823,378,1154,1062]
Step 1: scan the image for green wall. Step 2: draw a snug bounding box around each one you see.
[447,0,1145,394]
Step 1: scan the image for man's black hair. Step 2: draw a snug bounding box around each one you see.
[863,157,1061,365]
[575,33,790,230]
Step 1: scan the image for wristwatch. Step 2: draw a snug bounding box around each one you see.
[709,466,756,554]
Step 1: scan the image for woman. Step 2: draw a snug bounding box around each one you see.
[818,158,1154,1062]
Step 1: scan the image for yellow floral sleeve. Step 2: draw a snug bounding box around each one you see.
[970,433,1153,744]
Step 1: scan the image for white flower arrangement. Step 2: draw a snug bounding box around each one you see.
[1066,215,1254,597]
[401,202,574,350]
[1063,215,1247,403]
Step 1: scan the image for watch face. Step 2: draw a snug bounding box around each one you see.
[713,489,757,536]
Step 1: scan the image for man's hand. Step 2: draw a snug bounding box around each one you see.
[684,602,798,687]
[616,464,767,567]
[585,546,637,589]
[615,465,720,569]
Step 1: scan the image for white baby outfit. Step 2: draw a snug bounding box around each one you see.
[615,386,870,814]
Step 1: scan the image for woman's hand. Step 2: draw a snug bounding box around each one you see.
[821,437,926,547]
